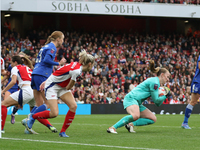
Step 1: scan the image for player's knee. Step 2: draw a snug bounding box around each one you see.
[132,114,140,121]
[190,100,197,106]
[152,116,157,123]
[50,110,59,118]
[69,104,77,112]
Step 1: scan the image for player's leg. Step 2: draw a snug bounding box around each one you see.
[26,83,59,129]
[59,91,77,137]
[6,89,19,124]
[1,95,19,131]
[25,99,58,131]
[107,104,139,134]
[182,82,200,129]
[4,90,16,124]
[182,93,200,129]
[107,94,139,134]
[29,75,56,131]
[125,106,156,133]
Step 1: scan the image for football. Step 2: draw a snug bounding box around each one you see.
[158,87,166,96]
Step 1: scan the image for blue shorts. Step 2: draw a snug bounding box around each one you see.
[31,75,47,91]
[191,82,200,94]
[123,93,147,112]
[8,88,18,94]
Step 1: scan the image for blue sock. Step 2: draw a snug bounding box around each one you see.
[183,104,193,124]
[32,104,47,114]
[12,106,18,114]
[31,106,37,113]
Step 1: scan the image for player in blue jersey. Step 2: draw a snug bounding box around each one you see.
[107,60,171,134]
[1,52,30,124]
[182,52,200,129]
[27,31,66,133]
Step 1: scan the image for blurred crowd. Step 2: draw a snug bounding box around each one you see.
[1,27,200,105]
[114,0,200,4]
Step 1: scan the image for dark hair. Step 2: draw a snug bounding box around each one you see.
[149,60,168,76]
[12,55,34,70]
[12,56,23,64]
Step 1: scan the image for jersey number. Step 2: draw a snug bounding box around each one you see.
[26,67,32,79]
[36,48,44,63]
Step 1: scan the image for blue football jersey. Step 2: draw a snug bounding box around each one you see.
[32,42,58,77]
[192,55,200,83]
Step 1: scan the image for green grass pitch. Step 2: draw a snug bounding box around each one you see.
[1,114,200,150]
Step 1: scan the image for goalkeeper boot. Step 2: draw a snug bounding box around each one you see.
[125,123,136,133]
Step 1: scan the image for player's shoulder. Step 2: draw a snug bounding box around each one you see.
[145,77,159,84]
[44,42,56,50]
[70,62,82,71]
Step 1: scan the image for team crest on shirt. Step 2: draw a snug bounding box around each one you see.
[50,49,55,54]
[154,84,158,90]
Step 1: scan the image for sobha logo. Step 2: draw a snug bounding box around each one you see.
[51,1,141,14]
[105,4,141,14]
[52,2,89,12]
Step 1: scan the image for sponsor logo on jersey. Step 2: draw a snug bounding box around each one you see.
[154,84,158,90]
[50,49,55,54]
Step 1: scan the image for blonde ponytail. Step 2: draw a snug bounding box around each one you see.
[21,56,34,70]
[79,50,95,65]
[149,60,160,74]
[45,36,51,45]
[149,60,168,76]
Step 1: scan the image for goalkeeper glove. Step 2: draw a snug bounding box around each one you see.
[164,87,171,98]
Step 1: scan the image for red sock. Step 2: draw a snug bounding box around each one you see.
[37,119,52,128]
[32,110,50,119]
[1,105,7,130]
[60,110,75,133]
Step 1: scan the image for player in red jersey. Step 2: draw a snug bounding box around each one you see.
[25,50,95,137]
[1,56,37,134]
[1,57,6,75]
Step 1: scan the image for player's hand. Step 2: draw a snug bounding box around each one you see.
[40,81,46,91]
[1,91,4,98]
[164,87,171,98]
[59,57,66,66]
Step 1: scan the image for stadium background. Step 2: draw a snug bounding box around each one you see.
[1,0,200,114]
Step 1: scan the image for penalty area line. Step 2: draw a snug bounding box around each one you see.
[1,137,168,150]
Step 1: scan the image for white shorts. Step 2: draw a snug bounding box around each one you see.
[10,86,35,107]
[45,83,71,100]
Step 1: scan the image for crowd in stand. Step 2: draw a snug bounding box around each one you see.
[1,27,200,105]
[107,0,200,4]
[118,0,200,4]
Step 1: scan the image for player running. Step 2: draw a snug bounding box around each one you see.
[27,31,66,133]
[182,51,200,129]
[1,56,37,134]
[25,50,94,137]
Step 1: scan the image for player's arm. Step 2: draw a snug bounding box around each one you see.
[43,54,59,66]
[66,70,79,90]
[43,50,66,66]
[198,61,200,69]
[1,74,17,94]
[150,82,166,107]
[1,71,11,83]
[66,80,76,90]
[151,91,166,107]
[1,69,7,75]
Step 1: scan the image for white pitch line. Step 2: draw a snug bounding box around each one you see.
[1,137,168,150]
